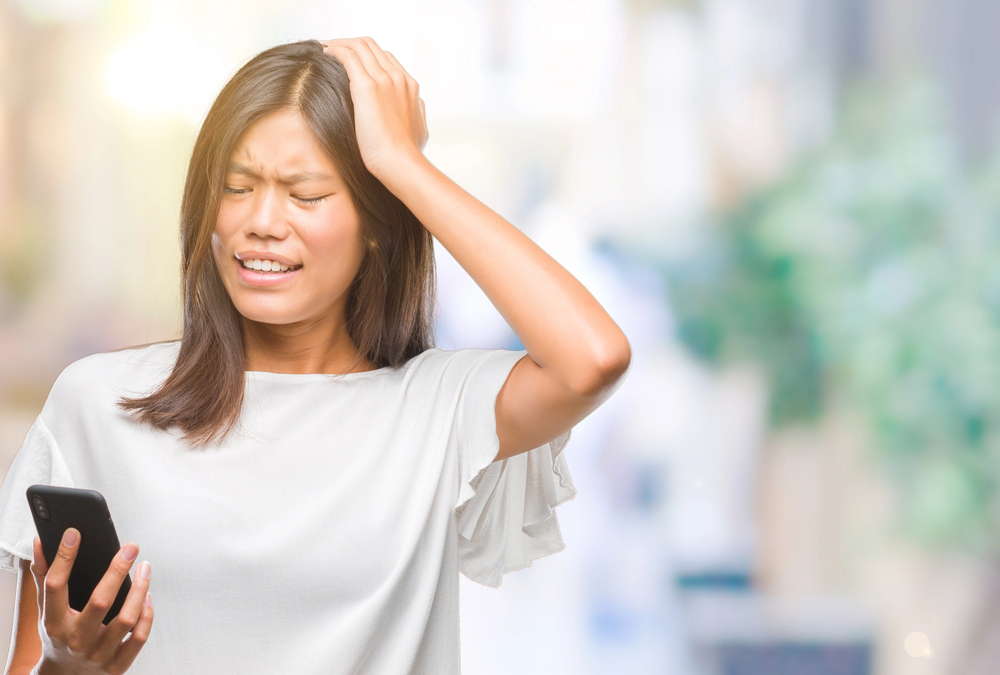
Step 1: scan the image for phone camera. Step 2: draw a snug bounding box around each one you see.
[31,495,50,521]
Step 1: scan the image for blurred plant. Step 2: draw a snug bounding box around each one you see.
[665,79,1000,549]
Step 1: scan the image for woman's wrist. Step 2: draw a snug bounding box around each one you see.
[30,657,64,675]
[374,149,434,200]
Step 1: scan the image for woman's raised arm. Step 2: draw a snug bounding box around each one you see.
[322,37,632,461]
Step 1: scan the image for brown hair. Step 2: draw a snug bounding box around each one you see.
[118,40,436,448]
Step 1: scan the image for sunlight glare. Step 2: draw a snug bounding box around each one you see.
[103,23,228,125]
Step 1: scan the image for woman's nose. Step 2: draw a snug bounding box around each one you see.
[246,186,290,239]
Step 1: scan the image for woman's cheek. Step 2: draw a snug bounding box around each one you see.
[215,204,243,239]
[304,212,361,263]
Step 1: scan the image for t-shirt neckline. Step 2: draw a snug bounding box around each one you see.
[244,365,397,383]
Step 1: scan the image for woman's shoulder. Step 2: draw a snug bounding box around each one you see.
[406,346,528,385]
[46,341,181,408]
[57,340,180,380]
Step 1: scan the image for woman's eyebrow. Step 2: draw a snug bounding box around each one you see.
[227,162,333,185]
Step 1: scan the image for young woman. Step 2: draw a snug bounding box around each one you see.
[0,38,630,674]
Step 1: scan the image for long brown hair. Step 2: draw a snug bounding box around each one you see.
[119,40,436,448]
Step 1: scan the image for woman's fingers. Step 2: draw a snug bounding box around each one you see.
[319,37,428,178]
[25,532,154,673]
[322,39,419,96]
[321,41,370,85]
[359,37,399,78]
[382,50,418,90]
[324,39,387,83]
[348,39,390,82]
[325,38,415,91]
[105,593,153,675]
[37,528,79,634]
[75,543,140,646]
[372,47,427,148]
[92,560,152,667]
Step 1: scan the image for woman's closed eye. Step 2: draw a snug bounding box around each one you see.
[292,194,329,204]
[223,187,328,204]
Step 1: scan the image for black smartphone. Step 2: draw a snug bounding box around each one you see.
[26,485,131,625]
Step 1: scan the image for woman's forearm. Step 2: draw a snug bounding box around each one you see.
[383,152,631,394]
[321,37,629,393]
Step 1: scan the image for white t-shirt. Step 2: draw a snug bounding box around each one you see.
[0,341,576,674]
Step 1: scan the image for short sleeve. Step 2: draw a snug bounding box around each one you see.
[0,417,75,574]
[452,349,577,588]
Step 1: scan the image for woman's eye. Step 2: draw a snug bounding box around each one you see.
[224,187,249,195]
[293,195,328,204]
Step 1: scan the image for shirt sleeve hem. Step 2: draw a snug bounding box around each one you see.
[0,417,74,575]
[453,351,578,588]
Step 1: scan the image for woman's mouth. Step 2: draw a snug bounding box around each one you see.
[238,258,302,273]
[235,257,303,286]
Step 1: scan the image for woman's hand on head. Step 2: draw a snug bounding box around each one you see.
[30,530,154,674]
[321,37,428,184]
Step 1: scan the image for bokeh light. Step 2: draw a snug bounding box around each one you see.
[904,631,933,658]
[103,22,228,124]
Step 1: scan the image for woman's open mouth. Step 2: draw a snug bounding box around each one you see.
[235,257,303,286]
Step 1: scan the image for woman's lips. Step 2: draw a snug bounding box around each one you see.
[235,257,302,287]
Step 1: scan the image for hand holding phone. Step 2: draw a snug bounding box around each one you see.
[26,486,154,673]
[30,532,154,673]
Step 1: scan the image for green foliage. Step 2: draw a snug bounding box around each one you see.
[666,80,1000,548]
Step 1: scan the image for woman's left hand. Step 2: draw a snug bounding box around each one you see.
[321,37,428,184]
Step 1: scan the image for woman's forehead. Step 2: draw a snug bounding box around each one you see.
[229,110,340,179]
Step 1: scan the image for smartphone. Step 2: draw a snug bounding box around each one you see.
[26,485,132,625]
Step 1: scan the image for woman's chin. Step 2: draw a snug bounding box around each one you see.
[226,287,348,330]
[232,304,305,327]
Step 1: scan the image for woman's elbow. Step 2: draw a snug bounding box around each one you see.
[573,336,632,398]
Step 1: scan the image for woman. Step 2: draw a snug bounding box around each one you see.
[0,38,630,674]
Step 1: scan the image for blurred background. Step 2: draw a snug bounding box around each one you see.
[1,0,999,673]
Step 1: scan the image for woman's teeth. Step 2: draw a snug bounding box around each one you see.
[240,259,299,273]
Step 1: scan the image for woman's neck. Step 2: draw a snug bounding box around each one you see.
[241,316,375,375]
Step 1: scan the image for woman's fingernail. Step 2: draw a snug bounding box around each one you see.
[63,529,78,547]
[122,544,138,562]
[138,561,151,579]
[144,592,152,607]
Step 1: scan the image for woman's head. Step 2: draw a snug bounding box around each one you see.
[212,107,365,332]
[120,40,436,447]
[192,39,434,354]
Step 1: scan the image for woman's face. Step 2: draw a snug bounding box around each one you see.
[212,108,365,328]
